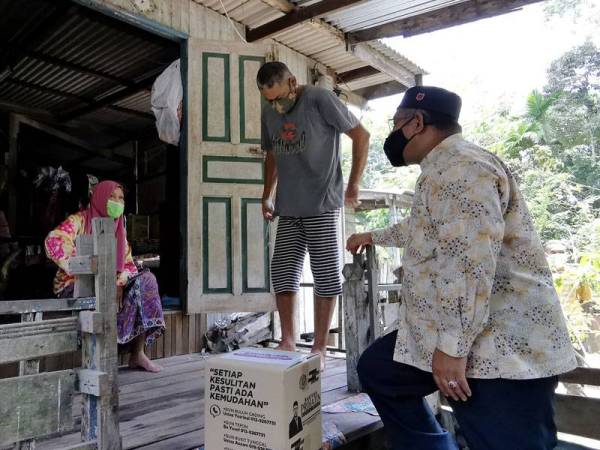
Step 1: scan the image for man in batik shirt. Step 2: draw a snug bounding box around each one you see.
[347,86,576,450]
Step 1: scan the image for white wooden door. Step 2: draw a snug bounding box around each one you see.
[186,40,275,313]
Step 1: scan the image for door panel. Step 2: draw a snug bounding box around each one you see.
[187,40,274,313]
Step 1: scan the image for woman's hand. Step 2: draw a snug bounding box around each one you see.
[346,232,373,254]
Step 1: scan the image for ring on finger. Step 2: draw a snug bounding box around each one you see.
[448,380,459,390]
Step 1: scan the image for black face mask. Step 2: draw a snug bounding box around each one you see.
[383,117,416,167]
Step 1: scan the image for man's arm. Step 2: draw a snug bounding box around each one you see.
[262,150,278,220]
[427,161,507,401]
[344,124,370,208]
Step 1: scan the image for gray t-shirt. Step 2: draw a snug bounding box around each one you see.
[261,86,359,217]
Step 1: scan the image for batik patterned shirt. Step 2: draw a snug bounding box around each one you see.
[45,212,137,294]
[372,134,577,379]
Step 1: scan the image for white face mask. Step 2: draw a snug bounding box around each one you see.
[270,81,297,114]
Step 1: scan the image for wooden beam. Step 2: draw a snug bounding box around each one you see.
[7,114,19,234]
[559,367,600,387]
[0,2,74,77]
[246,0,367,42]
[351,43,414,87]
[348,0,544,43]
[6,78,154,122]
[109,104,155,121]
[25,51,136,88]
[15,114,133,166]
[58,71,160,122]
[259,0,295,13]
[0,297,96,315]
[354,80,407,101]
[337,66,380,84]
[555,394,600,440]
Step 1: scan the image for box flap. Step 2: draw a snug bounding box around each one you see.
[218,348,311,368]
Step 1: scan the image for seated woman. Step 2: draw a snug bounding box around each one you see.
[45,180,165,373]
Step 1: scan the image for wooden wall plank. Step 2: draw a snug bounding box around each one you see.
[164,314,172,358]
[175,314,183,356]
[182,314,190,355]
[0,370,75,446]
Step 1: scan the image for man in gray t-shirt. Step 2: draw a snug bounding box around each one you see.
[258,62,370,368]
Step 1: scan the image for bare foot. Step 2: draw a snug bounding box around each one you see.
[276,341,297,352]
[311,347,327,371]
[129,353,162,373]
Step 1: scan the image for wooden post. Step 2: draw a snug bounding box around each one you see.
[7,114,19,234]
[15,311,43,450]
[342,253,369,392]
[74,236,95,298]
[365,246,384,342]
[81,218,121,450]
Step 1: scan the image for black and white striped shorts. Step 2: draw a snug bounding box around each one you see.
[271,209,342,297]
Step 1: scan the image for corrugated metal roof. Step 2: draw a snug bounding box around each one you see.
[316,0,465,32]
[192,0,427,95]
[0,0,176,146]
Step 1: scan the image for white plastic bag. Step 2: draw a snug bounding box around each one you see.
[151,59,183,146]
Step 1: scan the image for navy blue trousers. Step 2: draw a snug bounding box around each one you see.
[357,331,558,450]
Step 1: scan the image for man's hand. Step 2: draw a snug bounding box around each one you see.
[262,198,275,221]
[344,183,360,208]
[432,349,471,402]
[346,232,373,254]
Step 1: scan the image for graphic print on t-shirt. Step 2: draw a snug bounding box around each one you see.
[272,121,306,155]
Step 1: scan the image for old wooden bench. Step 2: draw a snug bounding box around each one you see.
[0,218,121,450]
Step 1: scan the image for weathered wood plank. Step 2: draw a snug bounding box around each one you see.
[17,312,43,450]
[0,370,75,446]
[0,317,79,364]
[61,441,98,450]
[559,367,600,387]
[74,236,95,298]
[79,311,105,335]
[18,312,43,375]
[68,255,98,275]
[342,254,369,392]
[0,298,95,315]
[365,246,384,343]
[163,314,172,358]
[78,369,109,397]
[555,393,600,440]
[81,218,121,450]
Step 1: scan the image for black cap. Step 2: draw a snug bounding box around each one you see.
[399,86,462,122]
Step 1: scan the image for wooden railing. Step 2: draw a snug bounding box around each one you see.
[0,218,121,450]
[343,245,600,443]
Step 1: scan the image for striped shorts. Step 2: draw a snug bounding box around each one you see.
[271,209,342,297]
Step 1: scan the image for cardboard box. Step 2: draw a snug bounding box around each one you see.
[205,349,322,450]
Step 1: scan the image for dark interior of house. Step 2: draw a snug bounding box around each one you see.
[0,0,182,305]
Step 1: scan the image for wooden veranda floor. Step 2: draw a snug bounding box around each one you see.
[39,352,383,450]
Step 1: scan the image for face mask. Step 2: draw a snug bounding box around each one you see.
[107,199,124,219]
[383,117,416,167]
[270,81,297,114]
